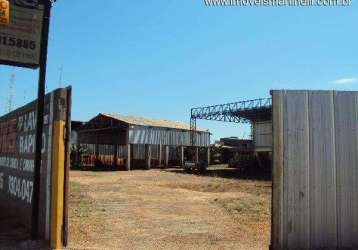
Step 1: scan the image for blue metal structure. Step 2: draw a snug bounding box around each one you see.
[190,98,272,160]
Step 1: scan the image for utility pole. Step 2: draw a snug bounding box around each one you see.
[32,0,53,240]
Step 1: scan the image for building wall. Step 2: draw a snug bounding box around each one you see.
[128,125,210,147]
[78,128,127,145]
[253,121,272,151]
[76,121,210,168]
[272,90,358,250]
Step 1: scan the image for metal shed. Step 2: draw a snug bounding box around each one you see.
[76,113,210,170]
[190,98,272,169]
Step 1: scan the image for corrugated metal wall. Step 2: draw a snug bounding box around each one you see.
[80,144,128,158]
[151,145,159,160]
[78,143,180,163]
[272,90,358,250]
[80,144,96,154]
[253,121,272,150]
[117,145,127,158]
[128,126,210,147]
[132,144,146,159]
[169,146,180,160]
[131,144,178,160]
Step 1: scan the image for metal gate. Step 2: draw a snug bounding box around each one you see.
[271,90,358,250]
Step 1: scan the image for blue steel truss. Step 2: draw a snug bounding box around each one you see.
[190,98,272,152]
[191,98,272,123]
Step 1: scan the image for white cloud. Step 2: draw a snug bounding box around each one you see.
[331,77,358,85]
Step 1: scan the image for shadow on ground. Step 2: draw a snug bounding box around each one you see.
[0,216,49,250]
[70,165,271,181]
[71,164,154,172]
[163,166,272,181]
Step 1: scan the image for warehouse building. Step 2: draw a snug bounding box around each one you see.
[190,98,272,170]
[76,113,210,170]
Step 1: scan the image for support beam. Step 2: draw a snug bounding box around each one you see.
[165,145,169,167]
[126,144,131,171]
[113,144,118,167]
[50,121,65,249]
[195,147,199,164]
[180,146,185,166]
[255,152,263,169]
[95,143,99,166]
[145,144,152,170]
[158,144,163,168]
[206,147,210,165]
[190,97,272,124]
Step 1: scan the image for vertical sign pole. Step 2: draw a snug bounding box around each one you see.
[32,0,52,240]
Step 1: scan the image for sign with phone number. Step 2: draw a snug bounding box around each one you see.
[0,0,44,68]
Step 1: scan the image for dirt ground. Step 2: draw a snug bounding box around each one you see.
[68,166,271,250]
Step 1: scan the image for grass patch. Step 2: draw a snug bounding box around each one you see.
[162,177,271,196]
[214,194,270,224]
[204,177,270,194]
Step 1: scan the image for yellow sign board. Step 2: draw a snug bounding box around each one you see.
[0,0,9,25]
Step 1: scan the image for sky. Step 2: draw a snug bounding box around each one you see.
[0,0,357,141]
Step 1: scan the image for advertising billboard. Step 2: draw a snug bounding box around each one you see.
[0,87,71,246]
[0,0,44,68]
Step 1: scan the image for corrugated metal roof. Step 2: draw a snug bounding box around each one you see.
[101,113,208,132]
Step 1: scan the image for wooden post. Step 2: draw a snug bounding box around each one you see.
[126,144,131,171]
[180,146,185,166]
[165,145,169,167]
[158,144,163,167]
[145,144,152,170]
